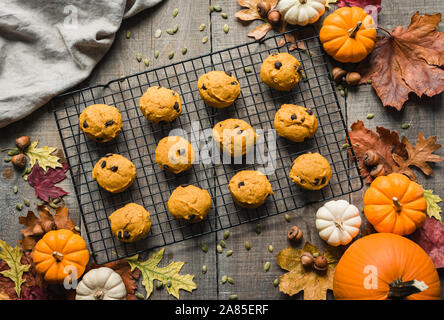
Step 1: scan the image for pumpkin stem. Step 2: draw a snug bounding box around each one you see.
[388,279,428,299]
[348,21,362,39]
[392,197,402,213]
[52,251,64,262]
[334,221,343,230]
[94,290,105,300]
[299,0,307,4]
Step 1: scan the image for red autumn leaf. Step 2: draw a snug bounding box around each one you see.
[358,12,444,110]
[27,162,69,202]
[337,0,381,11]
[410,217,444,269]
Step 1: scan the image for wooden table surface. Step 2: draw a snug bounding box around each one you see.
[1,0,443,299]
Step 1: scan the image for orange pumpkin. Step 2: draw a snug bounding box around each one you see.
[320,7,376,63]
[363,173,426,235]
[334,233,441,300]
[33,229,89,283]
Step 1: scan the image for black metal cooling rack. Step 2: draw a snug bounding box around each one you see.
[52,27,363,264]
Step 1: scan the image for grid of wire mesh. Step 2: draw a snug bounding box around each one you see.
[52,28,363,264]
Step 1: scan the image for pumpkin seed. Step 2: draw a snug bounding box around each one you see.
[339,89,345,97]
[4,157,11,162]
[202,36,209,44]
[154,29,162,38]
[168,51,175,59]
[401,123,410,129]
[366,113,375,119]
[273,278,279,287]
[213,5,222,12]
[126,30,131,39]
[226,250,233,257]
[49,201,57,209]
[13,186,18,194]
[23,167,32,175]
[8,149,20,156]
[268,245,273,253]
[52,198,61,204]
[166,280,172,288]
[154,50,159,59]
[227,277,234,284]
[313,252,319,258]
[244,67,252,73]
[172,8,179,17]
[156,281,164,289]
[228,294,238,300]
[182,47,187,55]
[221,12,228,19]
[217,244,223,253]
[201,244,208,253]
[136,53,142,62]
[255,223,262,234]
[199,24,206,31]
[202,265,207,274]
[221,275,227,284]
[223,24,229,34]
[172,24,179,33]
[166,28,175,35]
[144,58,150,67]
[220,240,226,248]
[16,204,23,211]
[284,213,290,222]
[264,261,271,272]
[367,79,373,84]
[341,143,349,149]
[245,241,251,250]
[223,230,230,239]
[135,292,144,300]
[337,84,344,91]
[209,5,215,13]
[24,198,30,207]
[301,71,307,80]
[74,226,81,233]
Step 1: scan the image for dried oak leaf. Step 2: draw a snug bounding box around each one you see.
[410,217,444,269]
[392,133,444,181]
[349,120,407,183]
[236,0,279,40]
[358,12,444,110]
[276,242,342,300]
[27,162,69,202]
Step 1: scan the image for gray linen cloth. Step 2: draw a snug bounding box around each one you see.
[0,0,162,128]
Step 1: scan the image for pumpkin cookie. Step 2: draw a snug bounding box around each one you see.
[274,104,318,142]
[197,71,241,108]
[92,154,136,193]
[213,119,257,157]
[289,153,332,190]
[155,136,196,174]
[139,86,182,124]
[229,170,273,208]
[79,104,122,142]
[167,185,212,223]
[260,52,302,91]
[109,203,152,242]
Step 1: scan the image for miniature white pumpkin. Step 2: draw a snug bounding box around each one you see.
[315,200,361,246]
[75,267,127,300]
[278,0,326,26]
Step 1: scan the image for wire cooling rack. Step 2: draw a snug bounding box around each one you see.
[52,28,363,264]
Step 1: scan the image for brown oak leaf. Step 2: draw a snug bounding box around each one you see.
[358,12,444,110]
[18,205,76,251]
[392,133,444,181]
[236,0,280,41]
[276,242,342,300]
[349,120,407,183]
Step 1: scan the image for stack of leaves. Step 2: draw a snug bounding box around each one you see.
[349,120,444,183]
[358,12,444,110]
[18,205,76,251]
[276,242,341,300]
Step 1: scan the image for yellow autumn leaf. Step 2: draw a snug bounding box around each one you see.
[276,242,341,300]
[0,239,30,298]
[126,248,197,299]
[325,0,338,9]
[421,187,443,222]
[25,140,62,172]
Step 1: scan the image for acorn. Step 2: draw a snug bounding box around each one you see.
[313,255,328,272]
[267,9,280,24]
[363,150,379,166]
[300,252,314,267]
[331,67,347,83]
[11,153,27,169]
[16,136,31,150]
[256,1,271,19]
[370,163,385,178]
[345,72,361,86]
[287,225,303,243]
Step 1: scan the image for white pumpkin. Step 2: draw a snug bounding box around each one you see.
[278,0,326,26]
[315,200,361,246]
[75,267,127,300]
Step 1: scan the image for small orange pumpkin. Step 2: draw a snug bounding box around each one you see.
[320,7,376,63]
[363,173,427,235]
[334,233,441,300]
[33,229,89,283]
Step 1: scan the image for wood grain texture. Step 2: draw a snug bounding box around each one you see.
[0,0,442,299]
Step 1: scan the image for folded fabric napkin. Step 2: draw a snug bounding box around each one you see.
[0,0,162,128]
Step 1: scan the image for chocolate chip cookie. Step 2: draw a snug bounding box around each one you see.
[79,104,122,142]
[274,104,318,142]
[229,170,274,208]
[139,86,182,123]
[155,136,196,174]
[92,153,136,193]
[109,203,152,242]
[289,152,332,190]
[213,118,257,157]
[197,71,241,108]
[167,185,212,223]
[260,52,302,91]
